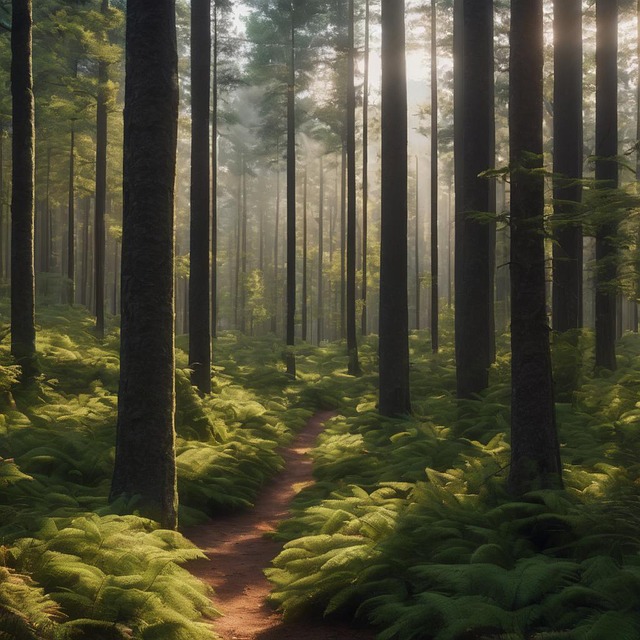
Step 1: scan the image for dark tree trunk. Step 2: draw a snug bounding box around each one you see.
[211,2,218,340]
[67,127,75,305]
[94,0,109,338]
[594,0,618,371]
[340,143,346,341]
[508,0,563,495]
[317,155,324,343]
[81,197,90,307]
[271,146,280,335]
[635,0,640,333]
[110,0,179,529]
[361,0,370,337]
[346,0,361,375]
[430,0,439,353]
[240,156,247,334]
[286,8,296,377]
[302,167,308,341]
[454,0,495,398]
[552,0,583,333]
[189,0,211,393]
[379,0,410,416]
[11,0,36,378]
[415,156,420,331]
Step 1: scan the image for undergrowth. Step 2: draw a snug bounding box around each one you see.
[267,327,640,640]
[0,305,316,639]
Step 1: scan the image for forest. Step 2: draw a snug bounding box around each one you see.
[1,0,640,638]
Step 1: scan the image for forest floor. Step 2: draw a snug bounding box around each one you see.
[185,410,376,640]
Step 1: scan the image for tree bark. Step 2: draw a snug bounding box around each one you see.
[455,0,495,398]
[302,167,308,341]
[110,0,179,529]
[508,0,562,495]
[94,0,109,338]
[11,0,36,378]
[552,0,583,334]
[346,0,361,375]
[594,0,618,371]
[430,0,439,353]
[361,0,369,337]
[67,127,75,305]
[286,7,296,377]
[379,0,410,416]
[317,155,324,343]
[211,1,219,340]
[189,0,211,393]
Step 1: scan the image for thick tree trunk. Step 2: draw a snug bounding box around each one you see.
[415,157,420,331]
[189,0,211,393]
[379,0,410,416]
[240,157,247,334]
[11,0,36,377]
[347,0,361,375]
[340,143,346,341]
[455,0,495,398]
[508,0,562,495]
[110,0,179,529]
[594,0,618,371]
[94,0,109,338]
[552,0,583,334]
[286,9,296,377]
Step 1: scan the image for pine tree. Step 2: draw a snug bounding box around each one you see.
[11,0,37,378]
[110,0,179,529]
[508,0,563,495]
[379,0,410,416]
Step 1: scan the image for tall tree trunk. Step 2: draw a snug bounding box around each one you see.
[552,0,583,333]
[347,0,361,375]
[379,0,410,416]
[594,0,618,371]
[240,156,247,334]
[271,146,280,335]
[635,0,640,333]
[67,127,75,305]
[189,0,211,392]
[318,154,324,344]
[302,167,308,341]
[286,8,296,377]
[234,169,241,329]
[415,156,420,330]
[94,0,109,337]
[110,0,179,529]
[454,0,495,398]
[11,0,36,378]
[81,197,90,307]
[430,0,439,353]
[361,0,370,337]
[508,0,562,495]
[211,1,218,340]
[340,143,346,341]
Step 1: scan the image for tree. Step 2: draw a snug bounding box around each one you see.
[11,0,37,378]
[430,0,438,353]
[94,0,109,338]
[594,0,618,371]
[346,0,360,375]
[454,0,495,399]
[110,0,179,529]
[361,0,369,336]
[189,0,212,394]
[552,0,583,334]
[508,0,562,495]
[379,0,410,416]
[285,3,296,377]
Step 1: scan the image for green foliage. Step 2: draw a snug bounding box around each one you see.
[266,327,640,640]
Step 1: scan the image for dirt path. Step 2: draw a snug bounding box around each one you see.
[185,410,375,640]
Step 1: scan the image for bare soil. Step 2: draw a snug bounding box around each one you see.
[185,410,376,640]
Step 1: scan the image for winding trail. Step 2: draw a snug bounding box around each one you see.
[185,410,375,640]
